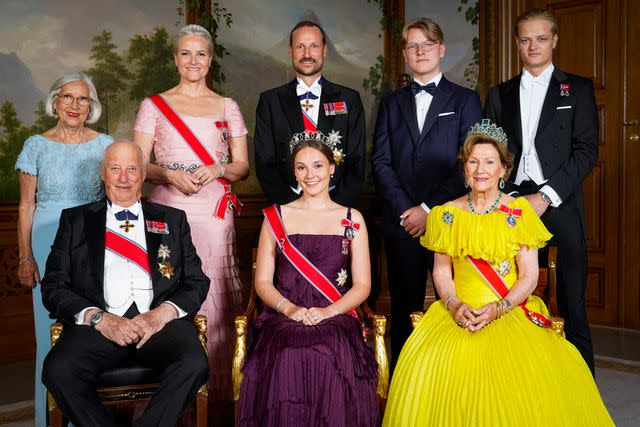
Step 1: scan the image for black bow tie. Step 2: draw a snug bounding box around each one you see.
[114,210,138,221]
[411,81,437,96]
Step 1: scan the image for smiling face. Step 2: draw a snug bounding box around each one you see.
[54,80,91,128]
[464,142,507,193]
[174,35,212,83]
[403,28,445,82]
[101,142,146,207]
[293,146,335,197]
[288,25,327,79]
[516,18,557,75]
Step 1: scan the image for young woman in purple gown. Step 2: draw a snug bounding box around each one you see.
[237,133,379,426]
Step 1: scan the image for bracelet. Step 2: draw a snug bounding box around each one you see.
[495,298,513,319]
[444,294,457,311]
[19,256,35,265]
[217,164,226,179]
[274,297,288,313]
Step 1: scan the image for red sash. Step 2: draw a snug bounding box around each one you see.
[302,109,317,133]
[105,229,151,276]
[148,94,243,219]
[263,205,359,321]
[466,256,552,328]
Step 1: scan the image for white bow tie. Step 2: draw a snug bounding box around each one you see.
[296,84,321,97]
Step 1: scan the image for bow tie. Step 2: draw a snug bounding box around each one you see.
[411,81,437,96]
[114,210,138,221]
[521,73,548,86]
[298,91,319,101]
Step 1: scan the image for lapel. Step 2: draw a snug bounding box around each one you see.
[278,78,304,133]
[535,67,568,138]
[141,200,166,287]
[418,77,455,146]
[502,75,523,152]
[317,78,338,133]
[86,199,107,305]
[396,86,420,145]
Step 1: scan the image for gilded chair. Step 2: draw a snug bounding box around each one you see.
[411,246,564,335]
[232,250,390,417]
[47,315,209,427]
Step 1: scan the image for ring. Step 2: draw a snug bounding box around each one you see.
[312,315,318,321]
[296,316,302,321]
[457,322,462,327]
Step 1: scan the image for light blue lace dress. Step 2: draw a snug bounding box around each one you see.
[15,133,113,427]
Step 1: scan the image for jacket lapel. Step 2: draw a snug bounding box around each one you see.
[142,201,165,288]
[317,78,338,132]
[535,68,567,138]
[278,78,304,133]
[86,199,107,307]
[418,77,454,146]
[396,86,420,145]
[502,75,523,153]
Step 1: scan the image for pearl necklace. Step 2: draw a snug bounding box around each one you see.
[467,191,502,214]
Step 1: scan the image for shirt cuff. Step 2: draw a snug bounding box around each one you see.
[163,301,187,319]
[420,203,431,214]
[75,306,100,325]
[540,185,563,207]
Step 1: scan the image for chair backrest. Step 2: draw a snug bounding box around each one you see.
[532,245,559,317]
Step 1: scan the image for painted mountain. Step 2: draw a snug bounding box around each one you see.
[0,52,45,125]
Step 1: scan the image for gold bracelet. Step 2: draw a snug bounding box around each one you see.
[19,256,35,265]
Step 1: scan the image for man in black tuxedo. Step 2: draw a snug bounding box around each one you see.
[372,18,482,367]
[254,20,365,205]
[485,8,598,374]
[41,141,210,426]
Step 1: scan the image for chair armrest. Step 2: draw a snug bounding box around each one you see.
[371,314,389,399]
[193,315,208,355]
[50,322,63,347]
[232,315,248,401]
[410,312,424,329]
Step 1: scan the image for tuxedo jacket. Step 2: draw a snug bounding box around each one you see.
[254,77,366,206]
[484,67,599,205]
[41,199,210,325]
[372,76,482,238]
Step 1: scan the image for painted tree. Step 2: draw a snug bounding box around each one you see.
[31,100,57,134]
[86,30,131,133]
[0,101,30,200]
[128,27,178,100]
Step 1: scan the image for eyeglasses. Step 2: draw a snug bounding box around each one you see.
[56,93,91,107]
[405,41,439,54]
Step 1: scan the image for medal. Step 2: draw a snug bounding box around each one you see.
[498,205,522,228]
[119,220,135,233]
[158,244,171,260]
[158,260,175,279]
[301,98,313,112]
[215,120,230,144]
[560,83,570,97]
[497,261,511,277]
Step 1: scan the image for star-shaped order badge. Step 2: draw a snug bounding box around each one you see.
[157,244,174,278]
[336,268,348,287]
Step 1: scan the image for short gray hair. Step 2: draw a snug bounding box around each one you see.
[173,24,214,56]
[45,71,102,124]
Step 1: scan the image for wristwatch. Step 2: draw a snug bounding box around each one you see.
[90,310,104,328]
[539,191,552,204]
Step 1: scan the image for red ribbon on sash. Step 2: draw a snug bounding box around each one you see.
[148,94,243,219]
[467,255,552,328]
[263,205,360,322]
[105,229,151,276]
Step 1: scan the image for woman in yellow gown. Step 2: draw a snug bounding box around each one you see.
[383,120,613,426]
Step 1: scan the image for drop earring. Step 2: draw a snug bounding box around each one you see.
[464,178,469,188]
[499,178,505,189]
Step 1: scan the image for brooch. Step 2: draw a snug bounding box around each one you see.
[442,211,454,225]
[215,120,230,144]
[497,261,511,277]
[146,220,169,234]
[323,101,348,116]
[336,268,348,287]
[157,244,174,279]
[497,205,522,228]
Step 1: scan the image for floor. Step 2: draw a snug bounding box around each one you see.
[1,325,639,426]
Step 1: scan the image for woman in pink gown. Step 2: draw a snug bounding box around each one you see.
[133,24,249,425]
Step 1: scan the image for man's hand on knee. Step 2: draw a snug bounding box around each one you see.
[132,303,178,349]
[94,313,144,346]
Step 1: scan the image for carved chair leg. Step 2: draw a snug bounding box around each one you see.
[196,384,208,427]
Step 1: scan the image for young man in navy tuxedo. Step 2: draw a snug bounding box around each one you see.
[372,18,482,368]
[485,8,598,374]
[254,21,365,206]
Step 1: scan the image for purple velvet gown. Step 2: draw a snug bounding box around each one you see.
[237,232,379,427]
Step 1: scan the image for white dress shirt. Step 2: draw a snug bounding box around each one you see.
[414,72,442,134]
[75,201,185,324]
[516,64,563,207]
[296,76,322,127]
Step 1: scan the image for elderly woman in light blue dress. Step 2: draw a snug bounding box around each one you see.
[15,71,113,427]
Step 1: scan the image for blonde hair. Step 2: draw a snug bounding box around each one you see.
[173,24,214,55]
[514,8,558,37]
[402,17,445,47]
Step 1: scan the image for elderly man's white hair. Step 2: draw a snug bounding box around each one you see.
[45,71,102,124]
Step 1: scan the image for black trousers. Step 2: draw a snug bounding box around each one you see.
[518,181,595,374]
[385,237,435,370]
[43,306,209,427]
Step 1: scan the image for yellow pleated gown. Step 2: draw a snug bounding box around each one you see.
[382,198,614,426]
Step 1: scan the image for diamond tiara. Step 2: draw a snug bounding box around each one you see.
[289,130,345,164]
[467,119,508,146]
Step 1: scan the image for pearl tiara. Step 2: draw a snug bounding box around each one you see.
[467,119,509,146]
[289,130,345,164]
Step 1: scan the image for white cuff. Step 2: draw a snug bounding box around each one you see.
[420,203,431,214]
[163,301,187,319]
[75,306,100,325]
[540,185,563,207]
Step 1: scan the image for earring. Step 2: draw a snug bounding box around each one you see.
[52,107,57,116]
[464,178,469,188]
[499,178,505,189]
[331,174,334,179]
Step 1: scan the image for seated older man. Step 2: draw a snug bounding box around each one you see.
[41,141,210,426]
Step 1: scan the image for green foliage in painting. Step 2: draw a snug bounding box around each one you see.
[31,100,57,135]
[128,27,179,100]
[0,101,31,201]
